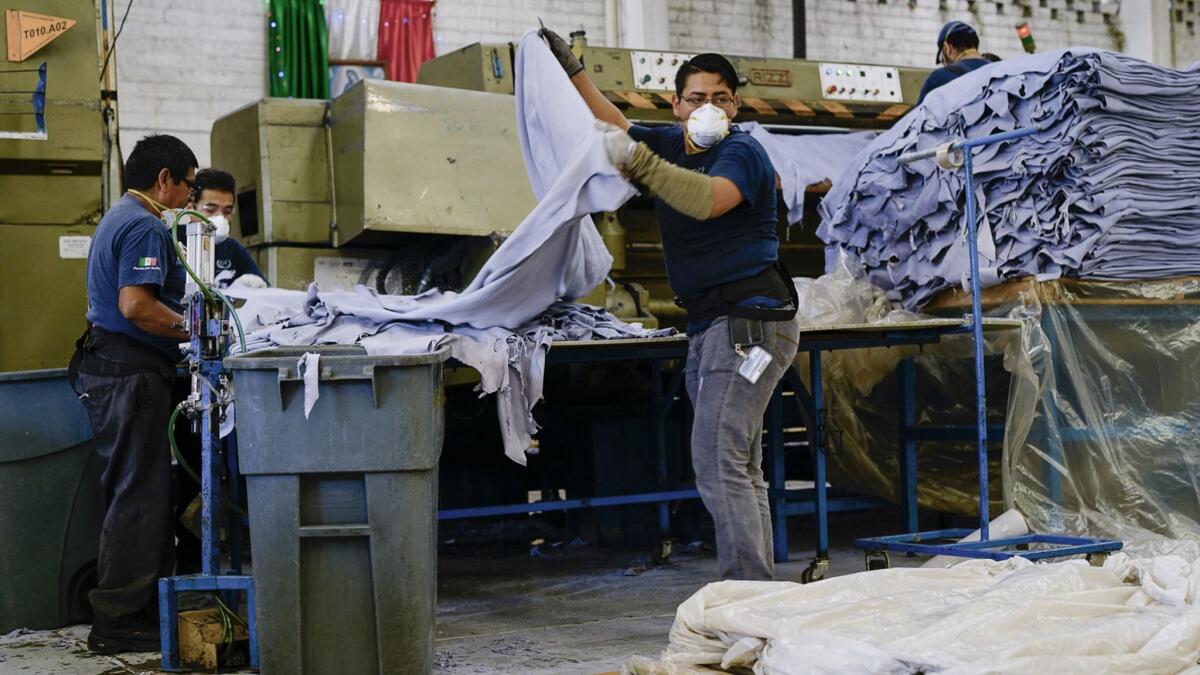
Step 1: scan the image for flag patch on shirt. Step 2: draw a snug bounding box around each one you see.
[133,256,161,271]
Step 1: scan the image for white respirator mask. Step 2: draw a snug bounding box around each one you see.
[686,103,731,149]
[207,215,230,244]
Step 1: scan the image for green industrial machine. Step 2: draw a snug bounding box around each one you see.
[422,41,929,129]
[211,39,928,327]
[212,98,332,247]
[0,0,107,372]
[329,80,536,245]
[0,0,112,635]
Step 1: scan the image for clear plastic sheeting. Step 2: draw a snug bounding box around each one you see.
[787,253,1028,517]
[979,277,1200,549]
[796,265,1200,552]
[623,554,1200,675]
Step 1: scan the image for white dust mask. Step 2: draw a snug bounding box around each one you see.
[686,103,731,148]
[208,215,230,244]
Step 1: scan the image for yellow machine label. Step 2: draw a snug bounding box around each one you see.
[6,9,76,62]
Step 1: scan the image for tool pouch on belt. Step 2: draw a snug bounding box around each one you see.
[675,258,800,326]
[68,325,177,395]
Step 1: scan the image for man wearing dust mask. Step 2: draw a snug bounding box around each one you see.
[541,29,801,581]
[179,169,266,289]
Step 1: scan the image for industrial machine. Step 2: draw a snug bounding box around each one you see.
[0,0,115,373]
[212,38,928,330]
[157,210,258,671]
[0,0,114,636]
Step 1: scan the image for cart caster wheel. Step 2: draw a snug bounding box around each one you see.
[653,539,673,565]
[1086,552,1109,567]
[800,557,830,584]
[865,551,890,571]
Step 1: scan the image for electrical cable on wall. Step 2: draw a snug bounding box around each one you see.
[99,0,135,84]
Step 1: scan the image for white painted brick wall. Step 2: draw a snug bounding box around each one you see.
[429,0,1166,65]
[431,0,792,57]
[1174,1,1200,68]
[432,0,607,54]
[805,0,1125,68]
[668,0,794,57]
[115,0,267,167]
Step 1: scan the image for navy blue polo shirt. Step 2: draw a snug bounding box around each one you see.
[917,58,991,104]
[626,124,779,300]
[86,194,187,358]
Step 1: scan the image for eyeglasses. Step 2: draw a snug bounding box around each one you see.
[682,94,736,108]
[179,176,194,190]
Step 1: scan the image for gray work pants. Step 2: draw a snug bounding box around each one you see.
[685,316,801,580]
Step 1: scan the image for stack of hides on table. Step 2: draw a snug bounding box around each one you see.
[817,49,1200,309]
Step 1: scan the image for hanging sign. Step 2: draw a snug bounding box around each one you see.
[6,9,76,62]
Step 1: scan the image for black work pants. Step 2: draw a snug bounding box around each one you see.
[79,370,175,631]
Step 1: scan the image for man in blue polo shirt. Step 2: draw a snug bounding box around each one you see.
[541,29,801,580]
[72,134,196,654]
[918,20,992,104]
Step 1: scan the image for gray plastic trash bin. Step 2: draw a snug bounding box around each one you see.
[226,346,448,675]
[0,368,102,633]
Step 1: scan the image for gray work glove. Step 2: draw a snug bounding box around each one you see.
[596,120,636,168]
[539,27,583,77]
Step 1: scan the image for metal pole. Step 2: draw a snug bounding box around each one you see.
[201,365,220,575]
[960,147,990,541]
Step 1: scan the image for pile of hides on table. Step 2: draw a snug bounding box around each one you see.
[626,550,1200,674]
[817,49,1200,310]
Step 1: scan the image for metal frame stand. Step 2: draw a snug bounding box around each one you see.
[854,126,1122,565]
[158,293,259,670]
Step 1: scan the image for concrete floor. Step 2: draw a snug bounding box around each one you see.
[0,510,927,674]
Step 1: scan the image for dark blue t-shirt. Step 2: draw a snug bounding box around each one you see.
[917,58,991,104]
[626,124,779,299]
[213,239,263,288]
[86,194,187,358]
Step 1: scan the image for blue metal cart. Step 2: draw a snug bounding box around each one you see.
[853,126,1123,566]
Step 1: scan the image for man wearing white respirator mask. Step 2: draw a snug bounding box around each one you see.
[182,169,266,289]
[541,29,801,581]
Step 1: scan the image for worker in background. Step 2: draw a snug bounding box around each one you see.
[184,169,267,289]
[69,135,197,654]
[917,20,991,104]
[540,28,801,581]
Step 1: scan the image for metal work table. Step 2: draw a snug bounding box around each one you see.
[439,316,1023,579]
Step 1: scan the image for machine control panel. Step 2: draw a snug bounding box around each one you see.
[630,50,696,90]
[818,63,903,102]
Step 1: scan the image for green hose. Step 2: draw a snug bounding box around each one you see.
[168,401,249,517]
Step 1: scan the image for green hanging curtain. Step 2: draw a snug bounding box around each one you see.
[268,0,330,99]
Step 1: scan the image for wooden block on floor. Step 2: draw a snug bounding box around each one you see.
[178,608,249,671]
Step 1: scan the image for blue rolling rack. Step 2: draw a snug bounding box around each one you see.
[853,126,1123,566]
